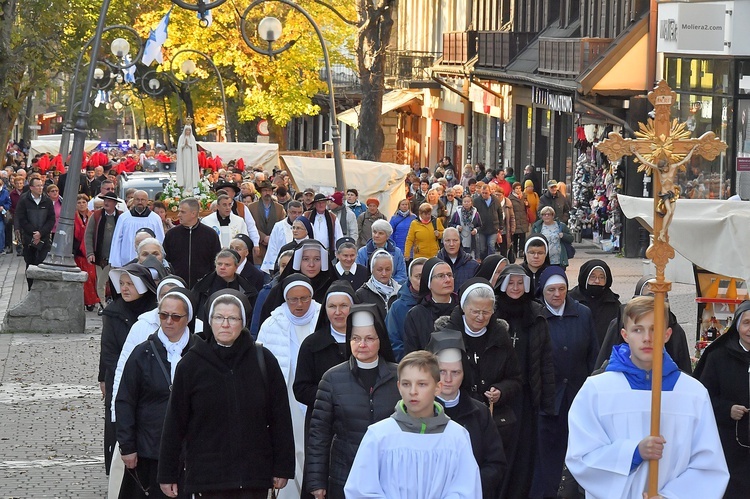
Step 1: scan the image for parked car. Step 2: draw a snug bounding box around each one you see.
[117,171,176,201]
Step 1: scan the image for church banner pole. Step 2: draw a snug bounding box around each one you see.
[596,80,727,497]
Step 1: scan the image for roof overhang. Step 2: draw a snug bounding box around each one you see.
[336,89,423,129]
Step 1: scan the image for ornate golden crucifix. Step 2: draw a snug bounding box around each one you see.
[596,80,727,497]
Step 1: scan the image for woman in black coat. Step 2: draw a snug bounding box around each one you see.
[567,259,621,346]
[445,277,522,482]
[99,263,157,474]
[698,300,750,499]
[531,266,598,499]
[354,249,400,322]
[403,257,459,354]
[495,265,556,498]
[115,288,197,498]
[158,289,295,499]
[306,303,399,499]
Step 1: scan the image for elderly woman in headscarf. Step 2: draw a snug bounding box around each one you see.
[158,289,295,499]
[99,263,157,474]
[259,239,334,324]
[115,287,197,498]
[250,249,294,338]
[258,274,323,499]
[531,266,598,499]
[596,275,692,373]
[568,259,621,346]
[521,233,550,292]
[355,249,401,322]
[307,303,399,499]
[444,276,521,494]
[494,265,555,498]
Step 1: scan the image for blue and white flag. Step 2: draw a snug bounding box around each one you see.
[122,54,136,83]
[142,7,172,66]
[197,9,213,27]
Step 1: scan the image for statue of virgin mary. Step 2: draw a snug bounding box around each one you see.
[176,118,199,193]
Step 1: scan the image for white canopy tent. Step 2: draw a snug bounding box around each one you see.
[28,138,102,167]
[197,142,279,172]
[618,194,750,281]
[280,156,410,217]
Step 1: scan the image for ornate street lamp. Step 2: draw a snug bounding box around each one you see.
[167,0,346,190]
[48,20,144,270]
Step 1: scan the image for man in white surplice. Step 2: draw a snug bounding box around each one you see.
[565,296,728,499]
[109,190,165,267]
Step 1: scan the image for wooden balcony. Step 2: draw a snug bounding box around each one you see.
[538,37,613,77]
[442,31,477,64]
[476,31,537,69]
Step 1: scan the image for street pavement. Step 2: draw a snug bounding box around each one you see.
[0,241,699,497]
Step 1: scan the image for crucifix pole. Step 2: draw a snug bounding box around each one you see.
[596,80,727,497]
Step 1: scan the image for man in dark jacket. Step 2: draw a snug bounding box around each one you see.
[15,176,56,289]
[385,257,427,361]
[162,198,222,288]
[437,227,479,292]
[429,327,506,499]
[472,184,504,260]
[191,249,259,322]
[537,179,570,223]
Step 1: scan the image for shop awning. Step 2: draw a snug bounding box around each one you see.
[337,89,422,129]
[577,14,649,95]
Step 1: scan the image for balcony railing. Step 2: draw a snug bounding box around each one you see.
[442,31,477,64]
[319,64,360,92]
[538,37,613,77]
[476,31,537,69]
[385,50,441,88]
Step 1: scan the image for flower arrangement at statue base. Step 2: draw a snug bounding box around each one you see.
[161,178,216,220]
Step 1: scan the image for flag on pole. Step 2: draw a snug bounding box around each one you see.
[197,9,213,27]
[142,7,172,66]
[122,54,136,83]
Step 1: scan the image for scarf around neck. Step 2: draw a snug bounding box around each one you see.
[157,327,190,381]
[281,301,318,327]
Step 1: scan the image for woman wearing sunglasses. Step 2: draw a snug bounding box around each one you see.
[114,287,197,498]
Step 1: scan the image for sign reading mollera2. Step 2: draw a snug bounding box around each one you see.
[657,2,726,53]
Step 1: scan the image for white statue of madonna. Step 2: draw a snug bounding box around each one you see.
[176,118,200,194]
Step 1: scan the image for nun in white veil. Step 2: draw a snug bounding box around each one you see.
[176,121,199,193]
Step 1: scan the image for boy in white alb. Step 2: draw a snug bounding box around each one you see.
[344,351,481,499]
[565,296,729,499]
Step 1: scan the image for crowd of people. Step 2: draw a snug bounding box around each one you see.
[4,139,744,498]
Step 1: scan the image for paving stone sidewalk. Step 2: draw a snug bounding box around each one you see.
[0,254,106,498]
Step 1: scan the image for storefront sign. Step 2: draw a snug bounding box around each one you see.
[737,157,750,172]
[532,87,573,113]
[657,2,727,53]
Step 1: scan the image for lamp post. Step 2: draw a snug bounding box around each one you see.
[168,49,230,141]
[168,0,345,189]
[45,14,144,270]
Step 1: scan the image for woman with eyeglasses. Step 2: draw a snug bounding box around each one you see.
[307,304,399,499]
[698,300,750,498]
[444,277,521,490]
[158,289,295,499]
[258,274,322,499]
[114,287,197,498]
[402,258,458,354]
[259,239,335,325]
